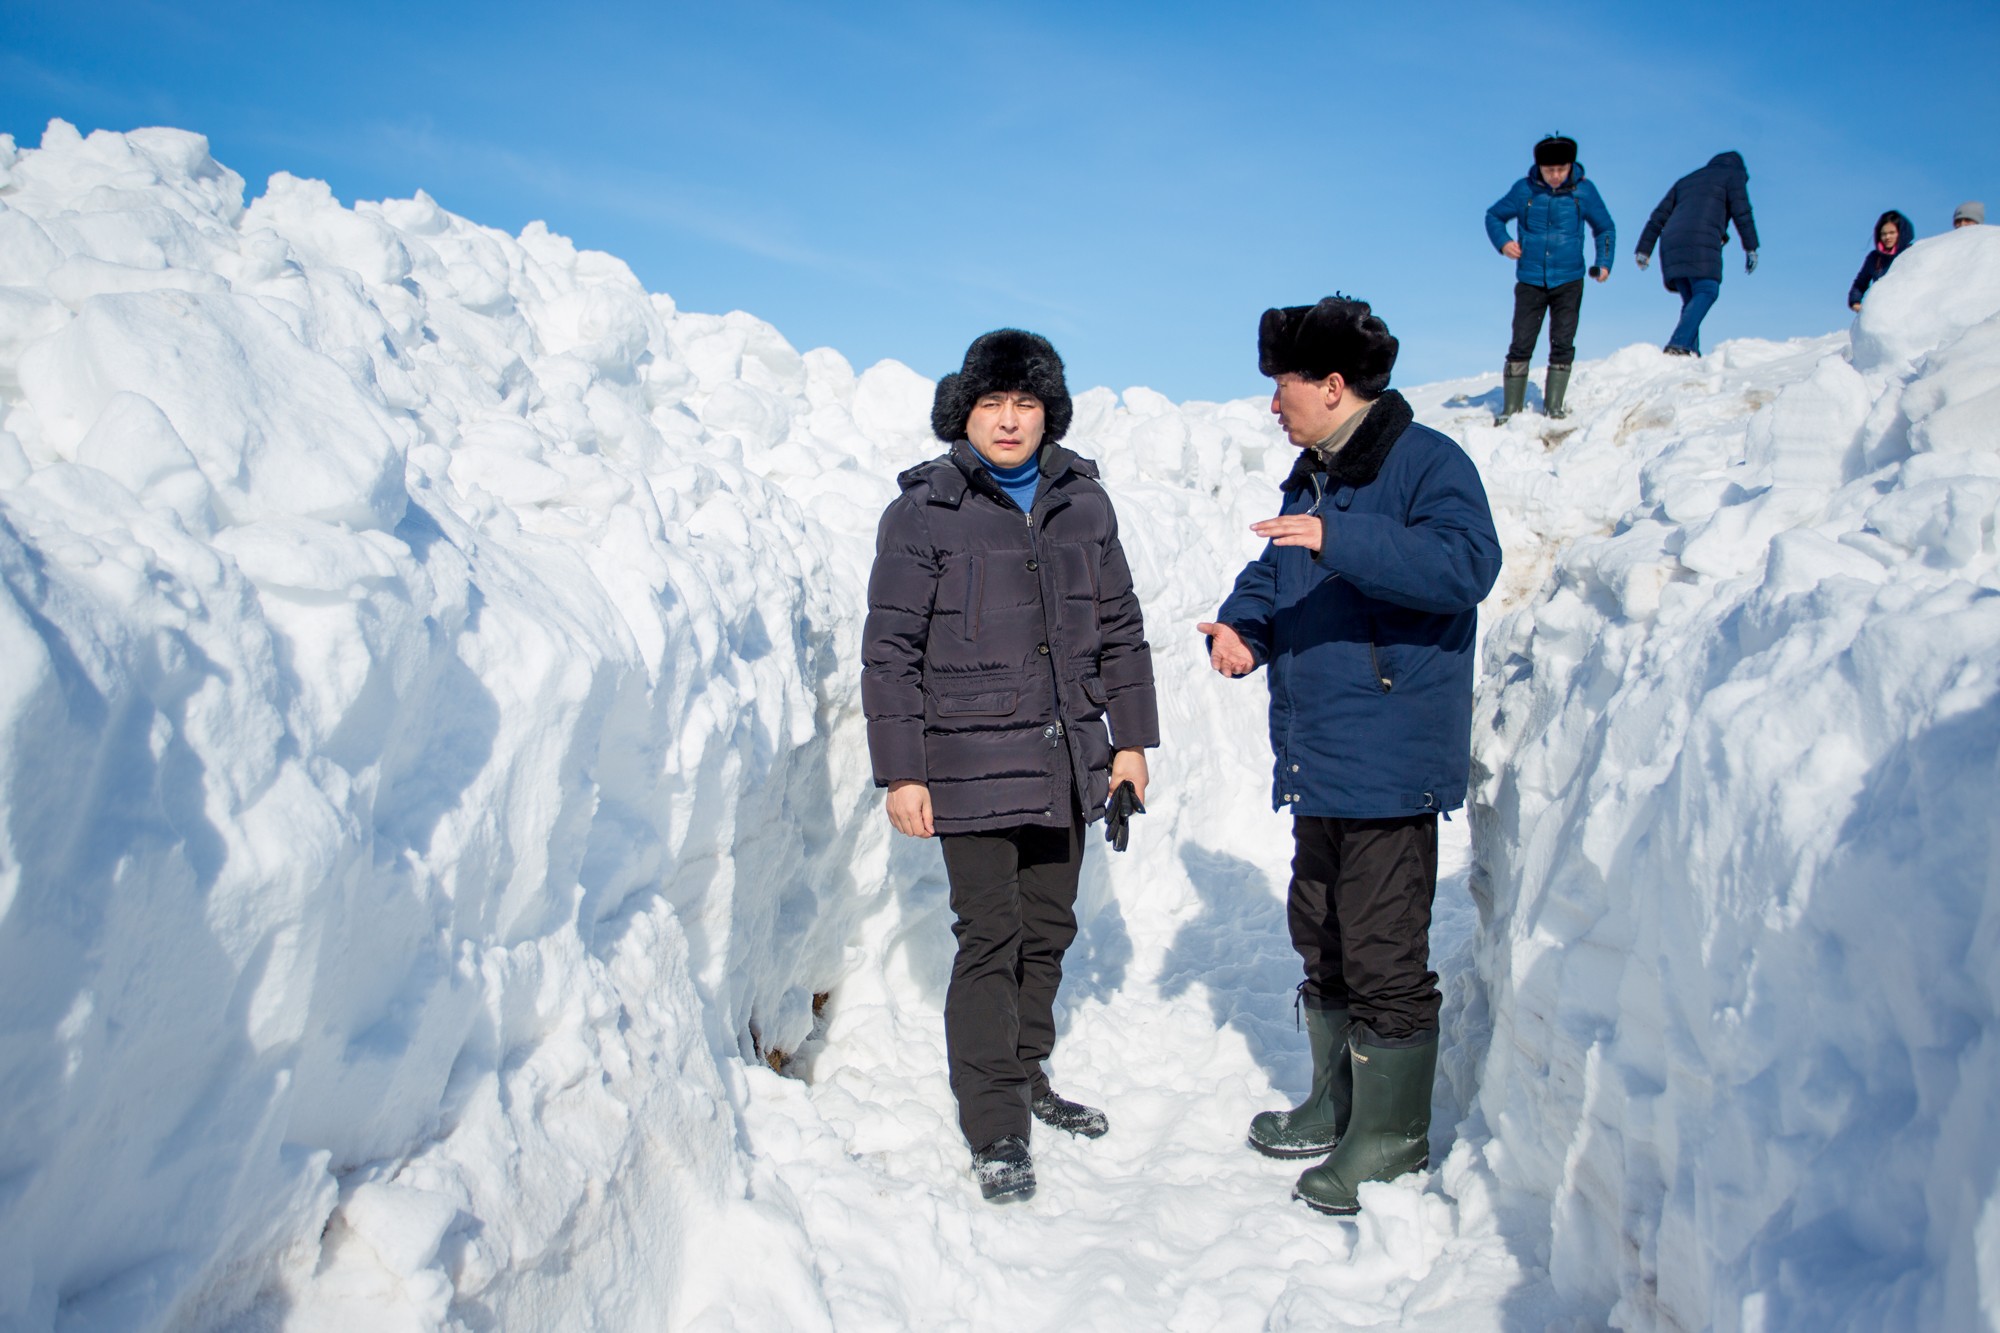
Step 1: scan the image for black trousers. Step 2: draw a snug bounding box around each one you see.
[938,816,1085,1149]
[1286,814,1441,1042]
[1506,278,1585,366]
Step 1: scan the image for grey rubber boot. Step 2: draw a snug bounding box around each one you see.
[1247,1005,1353,1158]
[1497,361,1530,422]
[1292,1029,1437,1215]
[1545,364,1573,419]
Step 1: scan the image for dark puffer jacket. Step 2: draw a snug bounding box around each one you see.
[1849,209,1915,307]
[1636,151,1761,286]
[1214,392,1500,819]
[863,441,1158,834]
[1485,162,1617,287]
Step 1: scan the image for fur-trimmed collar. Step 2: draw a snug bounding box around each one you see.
[897,441,1098,505]
[1281,389,1415,493]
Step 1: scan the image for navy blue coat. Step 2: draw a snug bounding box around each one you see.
[1636,151,1761,286]
[1214,393,1501,819]
[1485,163,1617,287]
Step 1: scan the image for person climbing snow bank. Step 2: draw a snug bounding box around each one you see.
[1635,150,1761,355]
[1484,134,1615,422]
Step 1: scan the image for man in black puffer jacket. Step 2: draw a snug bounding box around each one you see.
[862,329,1159,1203]
[1635,150,1761,355]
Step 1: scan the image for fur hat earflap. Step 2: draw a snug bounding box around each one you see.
[1257,296,1398,397]
[1534,134,1578,167]
[931,329,1073,443]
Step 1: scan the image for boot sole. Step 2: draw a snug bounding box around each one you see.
[1246,1134,1339,1160]
[980,1179,1035,1203]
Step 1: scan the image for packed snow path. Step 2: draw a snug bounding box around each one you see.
[3,125,1998,1331]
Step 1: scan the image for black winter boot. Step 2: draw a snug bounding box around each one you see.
[1292,1029,1436,1215]
[1497,361,1530,423]
[1032,1090,1108,1139]
[1544,364,1573,419]
[1247,1005,1353,1158]
[972,1134,1035,1202]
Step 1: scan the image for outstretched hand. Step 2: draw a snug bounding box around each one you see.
[1197,621,1256,677]
[1250,514,1322,554]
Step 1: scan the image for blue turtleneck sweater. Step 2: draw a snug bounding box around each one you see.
[982,452,1042,514]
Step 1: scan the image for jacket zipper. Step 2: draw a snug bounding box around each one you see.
[1025,505,1074,809]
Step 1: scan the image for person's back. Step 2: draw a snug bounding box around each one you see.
[1634,151,1760,355]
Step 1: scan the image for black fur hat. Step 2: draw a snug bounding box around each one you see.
[1257,296,1398,397]
[931,329,1073,443]
[1534,134,1577,167]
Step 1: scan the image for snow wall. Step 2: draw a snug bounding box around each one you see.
[1458,236,2000,1330]
[0,122,1997,1330]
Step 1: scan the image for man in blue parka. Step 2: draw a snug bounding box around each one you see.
[1197,297,1501,1216]
[1485,134,1615,421]
[1635,150,1761,355]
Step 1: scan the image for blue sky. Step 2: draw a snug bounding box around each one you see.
[5,0,1997,402]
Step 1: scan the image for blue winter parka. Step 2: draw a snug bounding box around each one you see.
[1214,392,1501,819]
[1485,163,1617,288]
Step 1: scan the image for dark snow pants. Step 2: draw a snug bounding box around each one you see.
[1507,278,1585,367]
[1286,814,1441,1043]
[939,814,1085,1149]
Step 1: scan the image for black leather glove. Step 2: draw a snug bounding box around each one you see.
[1103,781,1145,852]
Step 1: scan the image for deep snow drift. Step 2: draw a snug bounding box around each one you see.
[1,122,1997,1332]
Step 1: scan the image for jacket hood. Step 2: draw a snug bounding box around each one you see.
[1875,209,1916,251]
[1526,161,1588,193]
[1708,151,1747,176]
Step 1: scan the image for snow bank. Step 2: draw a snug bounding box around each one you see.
[1459,224,2000,1331]
[0,122,905,1331]
[4,117,1997,1333]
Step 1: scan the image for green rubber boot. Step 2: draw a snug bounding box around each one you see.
[1293,1030,1437,1215]
[1247,1005,1353,1158]
[1497,361,1530,423]
[1545,363,1573,419]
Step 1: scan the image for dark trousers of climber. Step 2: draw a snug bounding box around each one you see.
[1506,278,1584,368]
[1286,813,1441,1040]
[939,816,1085,1148]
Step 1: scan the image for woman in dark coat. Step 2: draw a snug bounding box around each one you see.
[1849,210,1915,310]
[1635,151,1761,355]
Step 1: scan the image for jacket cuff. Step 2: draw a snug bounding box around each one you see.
[866,719,927,787]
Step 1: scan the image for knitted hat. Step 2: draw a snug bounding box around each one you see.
[1534,135,1578,167]
[1955,200,1986,225]
[931,329,1073,443]
[1257,297,1398,397]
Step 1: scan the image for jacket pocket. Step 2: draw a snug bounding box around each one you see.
[1367,639,1393,693]
[964,555,985,642]
[1079,674,1107,706]
[934,689,1018,717]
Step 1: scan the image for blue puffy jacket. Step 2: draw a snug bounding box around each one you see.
[1214,393,1501,819]
[1636,151,1760,286]
[1486,163,1617,287]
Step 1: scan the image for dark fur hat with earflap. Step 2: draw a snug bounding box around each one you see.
[1534,134,1577,166]
[1257,296,1398,397]
[931,329,1073,444]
